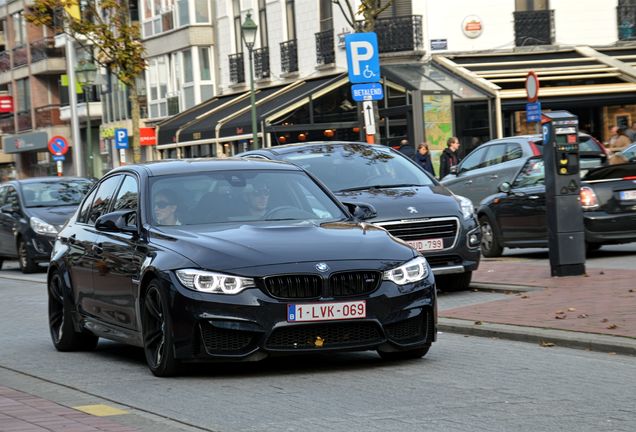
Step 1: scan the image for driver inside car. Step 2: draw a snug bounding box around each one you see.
[244,184,271,218]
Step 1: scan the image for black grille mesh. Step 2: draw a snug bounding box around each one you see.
[199,324,255,354]
[330,271,381,297]
[380,219,458,243]
[385,309,434,344]
[266,321,382,350]
[263,275,322,299]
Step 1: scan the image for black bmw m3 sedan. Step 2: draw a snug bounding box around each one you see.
[48,159,437,376]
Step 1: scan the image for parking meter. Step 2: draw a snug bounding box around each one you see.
[541,111,586,277]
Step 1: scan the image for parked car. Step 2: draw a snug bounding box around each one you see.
[477,158,636,257]
[239,142,481,291]
[48,159,437,376]
[0,177,93,273]
[441,133,608,207]
[623,143,636,161]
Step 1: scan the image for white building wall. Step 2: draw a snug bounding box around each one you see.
[552,0,618,46]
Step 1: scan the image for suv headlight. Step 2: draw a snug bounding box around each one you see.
[383,256,429,285]
[30,217,58,235]
[455,195,474,219]
[176,269,255,294]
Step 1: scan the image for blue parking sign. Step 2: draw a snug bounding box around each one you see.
[115,128,129,150]
[345,32,380,84]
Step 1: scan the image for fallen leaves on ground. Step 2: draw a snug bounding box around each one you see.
[540,341,555,347]
[629,289,634,293]
[521,295,529,299]
[555,314,567,319]
[599,271,605,275]
[577,314,589,319]
[567,307,576,312]
[474,321,482,325]
[607,324,618,329]
[601,318,609,323]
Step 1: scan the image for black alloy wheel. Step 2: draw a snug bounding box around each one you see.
[18,238,39,274]
[142,281,179,377]
[48,271,99,351]
[378,345,430,361]
[479,216,503,258]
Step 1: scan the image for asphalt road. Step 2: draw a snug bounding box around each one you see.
[1,257,635,432]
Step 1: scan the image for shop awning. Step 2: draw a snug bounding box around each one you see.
[433,45,636,101]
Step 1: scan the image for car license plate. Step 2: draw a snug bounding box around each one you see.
[287,300,366,322]
[407,238,444,251]
[619,190,636,200]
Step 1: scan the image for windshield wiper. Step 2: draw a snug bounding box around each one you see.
[337,184,421,192]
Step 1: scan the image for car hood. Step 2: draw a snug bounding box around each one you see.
[150,220,415,271]
[334,185,461,222]
[26,206,77,227]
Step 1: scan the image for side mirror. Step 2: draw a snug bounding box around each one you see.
[95,210,137,234]
[341,201,377,221]
[1,203,18,214]
[450,165,459,175]
[498,182,512,193]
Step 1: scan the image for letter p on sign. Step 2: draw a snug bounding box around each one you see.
[345,32,380,84]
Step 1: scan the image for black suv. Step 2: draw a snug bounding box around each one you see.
[239,142,481,291]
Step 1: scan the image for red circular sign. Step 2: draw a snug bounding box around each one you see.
[48,135,70,156]
[525,71,540,102]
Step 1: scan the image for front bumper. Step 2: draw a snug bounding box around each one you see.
[584,211,636,244]
[28,233,56,263]
[167,273,437,362]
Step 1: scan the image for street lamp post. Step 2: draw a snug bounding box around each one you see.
[241,12,258,150]
[75,60,97,177]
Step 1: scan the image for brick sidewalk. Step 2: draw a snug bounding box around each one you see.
[0,386,137,432]
[441,260,636,339]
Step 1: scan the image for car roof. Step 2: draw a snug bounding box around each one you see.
[248,141,382,156]
[484,132,592,145]
[108,157,300,177]
[2,177,91,186]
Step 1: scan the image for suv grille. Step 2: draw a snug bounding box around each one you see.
[263,275,322,299]
[266,321,383,350]
[330,271,381,297]
[378,218,459,248]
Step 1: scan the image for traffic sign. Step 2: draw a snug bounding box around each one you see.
[52,155,66,162]
[525,71,540,102]
[526,102,542,123]
[351,83,384,101]
[345,32,380,84]
[115,128,129,149]
[48,135,69,156]
[362,101,376,135]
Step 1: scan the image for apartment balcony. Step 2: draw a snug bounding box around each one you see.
[12,45,28,68]
[0,51,9,73]
[35,105,65,128]
[30,37,66,75]
[254,47,270,80]
[618,4,636,40]
[376,15,423,55]
[513,10,555,46]
[16,111,31,132]
[60,87,102,122]
[229,52,245,84]
[315,30,335,66]
[0,115,15,135]
[280,39,298,74]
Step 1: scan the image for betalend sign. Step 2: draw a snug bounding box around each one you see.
[139,127,157,146]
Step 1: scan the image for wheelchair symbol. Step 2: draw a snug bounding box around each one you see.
[362,65,376,79]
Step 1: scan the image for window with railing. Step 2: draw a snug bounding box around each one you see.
[12,45,28,68]
[30,37,64,62]
[513,10,554,46]
[0,115,15,135]
[17,111,31,131]
[280,39,298,73]
[0,51,10,72]
[254,47,270,79]
[35,105,63,128]
[229,52,245,84]
[375,15,423,54]
[618,0,636,40]
[315,30,334,65]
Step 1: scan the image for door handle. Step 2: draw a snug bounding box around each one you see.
[489,175,499,179]
[92,244,103,255]
[465,180,473,185]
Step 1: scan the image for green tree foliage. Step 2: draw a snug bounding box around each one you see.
[26,0,145,163]
[332,0,393,32]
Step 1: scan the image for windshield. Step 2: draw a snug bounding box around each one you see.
[279,144,436,192]
[22,180,93,207]
[149,169,347,225]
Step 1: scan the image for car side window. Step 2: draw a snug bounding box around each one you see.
[0,186,7,205]
[459,147,486,172]
[5,187,19,208]
[479,144,507,168]
[112,175,139,226]
[77,188,98,224]
[512,159,545,189]
[504,143,523,162]
[87,175,124,225]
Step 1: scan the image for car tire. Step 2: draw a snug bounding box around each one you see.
[142,280,179,377]
[48,270,99,351]
[378,345,430,361]
[479,216,503,258]
[436,271,472,292]
[18,238,39,274]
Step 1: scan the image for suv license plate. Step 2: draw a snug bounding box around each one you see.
[619,190,636,200]
[287,300,366,322]
[407,238,444,251]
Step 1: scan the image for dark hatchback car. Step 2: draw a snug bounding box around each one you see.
[239,142,481,291]
[477,158,636,256]
[0,177,93,273]
[48,159,437,376]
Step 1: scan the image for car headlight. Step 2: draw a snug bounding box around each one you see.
[383,256,429,285]
[455,195,474,219]
[30,217,59,235]
[175,269,255,294]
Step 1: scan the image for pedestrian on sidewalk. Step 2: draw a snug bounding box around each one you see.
[415,142,435,177]
[439,137,460,179]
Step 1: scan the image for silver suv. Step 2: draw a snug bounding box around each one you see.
[440,133,607,207]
